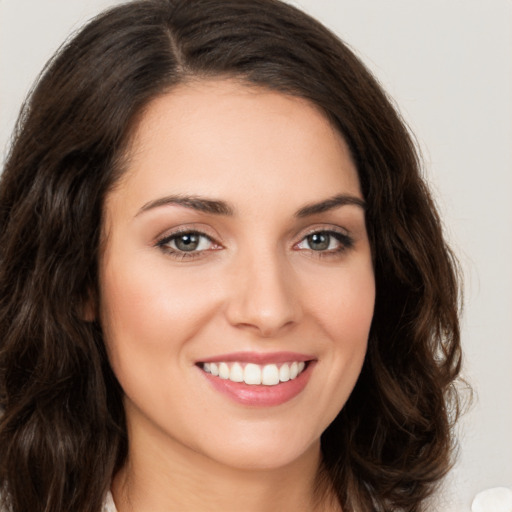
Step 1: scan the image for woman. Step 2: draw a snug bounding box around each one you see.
[0,0,462,511]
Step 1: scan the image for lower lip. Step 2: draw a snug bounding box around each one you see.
[200,362,315,407]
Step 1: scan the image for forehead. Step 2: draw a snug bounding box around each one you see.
[110,79,361,215]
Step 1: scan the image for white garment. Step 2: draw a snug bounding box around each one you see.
[103,491,117,512]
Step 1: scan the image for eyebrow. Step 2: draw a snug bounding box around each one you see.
[136,192,365,217]
[137,194,234,216]
[295,194,366,217]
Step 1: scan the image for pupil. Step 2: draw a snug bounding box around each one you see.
[176,233,199,251]
[308,233,329,251]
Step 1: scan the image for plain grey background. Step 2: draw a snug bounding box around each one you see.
[1,1,511,510]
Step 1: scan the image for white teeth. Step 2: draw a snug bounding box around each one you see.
[219,362,230,379]
[230,362,244,382]
[201,360,308,386]
[290,361,298,379]
[261,364,279,386]
[244,363,262,385]
[279,364,290,382]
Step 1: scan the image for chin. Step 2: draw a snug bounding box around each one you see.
[196,426,322,472]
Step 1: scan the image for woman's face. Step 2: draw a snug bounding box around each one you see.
[99,80,375,471]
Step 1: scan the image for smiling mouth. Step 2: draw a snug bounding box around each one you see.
[199,361,308,386]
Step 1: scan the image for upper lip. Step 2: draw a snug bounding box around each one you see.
[197,351,315,365]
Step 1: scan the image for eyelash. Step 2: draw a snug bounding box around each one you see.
[156,229,220,260]
[155,228,354,260]
[296,229,354,258]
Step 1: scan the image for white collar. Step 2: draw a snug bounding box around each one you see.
[103,491,117,512]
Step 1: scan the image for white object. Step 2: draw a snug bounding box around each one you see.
[471,487,512,512]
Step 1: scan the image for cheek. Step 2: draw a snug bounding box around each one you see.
[305,261,375,342]
[99,252,223,369]
[305,261,374,398]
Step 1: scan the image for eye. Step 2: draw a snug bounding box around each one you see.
[295,230,353,253]
[156,230,219,257]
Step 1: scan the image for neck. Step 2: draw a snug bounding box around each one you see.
[112,417,339,512]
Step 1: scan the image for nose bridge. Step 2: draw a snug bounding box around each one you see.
[225,243,300,337]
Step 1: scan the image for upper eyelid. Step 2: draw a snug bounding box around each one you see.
[155,225,220,245]
[157,231,217,250]
[297,228,353,244]
[294,225,355,250]
[296,224,351,240]
[155,232,220,260]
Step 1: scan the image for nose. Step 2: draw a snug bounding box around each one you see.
[224,250,302,338]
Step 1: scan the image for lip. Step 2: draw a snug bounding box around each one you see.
[197,351,315,365]
[197,352,316,407]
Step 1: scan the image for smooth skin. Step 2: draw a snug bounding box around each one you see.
[98,80,375,511]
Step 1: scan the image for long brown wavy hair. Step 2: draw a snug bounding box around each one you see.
[0,1,463,511]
